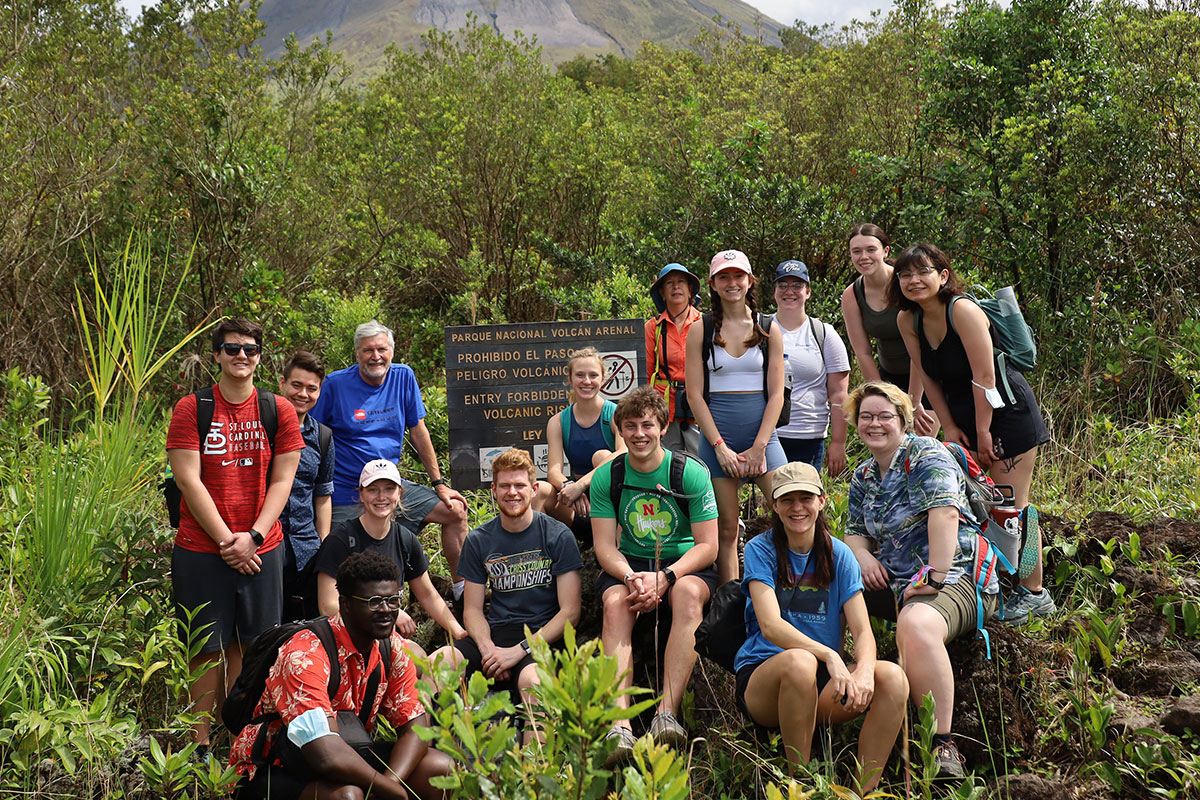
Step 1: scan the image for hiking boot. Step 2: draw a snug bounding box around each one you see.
[1018,505,1041,579]
[934,740,966,778]
[604,725,636,767]
[649,711,687,748]
[999,586,1057,625]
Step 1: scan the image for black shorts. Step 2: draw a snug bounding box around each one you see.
[454,623,542,695]
[172,545,283,654]
[594,554,720,602]
[235,742,392,799]
[735,658,831,716]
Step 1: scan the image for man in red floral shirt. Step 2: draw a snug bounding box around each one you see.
[230,552,452,799]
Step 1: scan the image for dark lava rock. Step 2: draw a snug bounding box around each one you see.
[1001,772,1067,800]
[1159,695,1200,736]
[1109,699,1157,736]
[1114,650,1200,696]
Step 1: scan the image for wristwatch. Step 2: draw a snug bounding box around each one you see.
[520,640,532,654]
[248,529,265,548]
[663,567,678,587]
[431,477,446,488]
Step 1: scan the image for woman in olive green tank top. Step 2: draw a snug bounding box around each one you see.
[839,224,939,436]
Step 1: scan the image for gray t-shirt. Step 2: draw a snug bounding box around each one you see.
[458,512,582,629]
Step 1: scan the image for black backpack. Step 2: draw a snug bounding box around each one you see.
[223,617,391,762]
[607,449,704,525]
[162,386,287,528]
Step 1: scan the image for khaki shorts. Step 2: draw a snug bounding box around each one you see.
[905,578,1000,642]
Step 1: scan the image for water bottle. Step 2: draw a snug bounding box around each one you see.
[995,285,1020,318]
[782,353,793,392]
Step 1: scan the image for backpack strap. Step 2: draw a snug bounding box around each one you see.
[359,637,391,728]
[649,318,670,386]
[758,313,773,399]
[608,454,627,527]
[808,316,826,361]
[668,449,694,523]
[947,295,1016,406]
[558,407,573,454]
[701,312,714,403]
[317,421,333,462]
[600,401,617,450]
[194,387,215,443]
[312,617,341,701]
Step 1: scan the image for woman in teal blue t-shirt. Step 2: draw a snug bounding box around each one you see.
[736,462,907,792]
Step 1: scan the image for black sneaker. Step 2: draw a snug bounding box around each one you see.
[934,740,965,778]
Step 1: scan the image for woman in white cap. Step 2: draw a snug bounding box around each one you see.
[736,461,907,792]
[314,458,467,659]
[685,249,787,583]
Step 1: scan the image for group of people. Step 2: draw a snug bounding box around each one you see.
[166,224,1056,799]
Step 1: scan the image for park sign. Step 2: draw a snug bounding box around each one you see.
[445,319,646,489]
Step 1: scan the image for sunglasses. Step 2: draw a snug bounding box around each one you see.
[217,343,262,357]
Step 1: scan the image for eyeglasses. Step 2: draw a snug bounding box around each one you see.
[217,343,262,357]
[775,280,808,294]
[896,266,937,282]
[349,593,403,611]
[857,411,899,424]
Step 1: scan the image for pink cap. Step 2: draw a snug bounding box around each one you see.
[359,458,402,488]
[709,249,753,277]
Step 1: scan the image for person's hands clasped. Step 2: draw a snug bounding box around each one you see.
[220,532,261,575]
[842,665,876,713]
[853,550,889,592]
[480,642,526,680]
[740,441,768,478]
[624,572,662,613]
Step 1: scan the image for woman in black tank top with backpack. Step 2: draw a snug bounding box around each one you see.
[840,223,939,436]
[891,243,1055,624]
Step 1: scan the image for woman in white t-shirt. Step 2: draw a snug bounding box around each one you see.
[772,260,850,476]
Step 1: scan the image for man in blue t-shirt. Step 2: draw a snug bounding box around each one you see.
[310,320,469,596]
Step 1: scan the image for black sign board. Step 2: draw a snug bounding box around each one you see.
[445,319,646,489]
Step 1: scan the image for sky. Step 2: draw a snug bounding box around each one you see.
[115,0,897,31]
[751,0,894,27]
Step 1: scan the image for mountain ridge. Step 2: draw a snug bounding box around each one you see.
[256,0,783,69]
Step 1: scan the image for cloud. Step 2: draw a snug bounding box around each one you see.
[749,0,897,27]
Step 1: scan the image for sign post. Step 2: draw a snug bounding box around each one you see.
[445,319,646,489]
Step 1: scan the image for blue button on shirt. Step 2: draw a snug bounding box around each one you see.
[279,414,336,569]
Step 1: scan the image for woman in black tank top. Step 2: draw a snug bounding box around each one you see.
[889,243,1054,624]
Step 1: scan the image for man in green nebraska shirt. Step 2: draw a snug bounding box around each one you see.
[590,385,718,763]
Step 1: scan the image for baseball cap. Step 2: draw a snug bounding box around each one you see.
[709,249,753,277]
[771,461,824,499]
[649,263,701,313]
[359,459,402,488]
[774,259,811,283]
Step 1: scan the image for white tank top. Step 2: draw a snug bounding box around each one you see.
[709,342,764,392]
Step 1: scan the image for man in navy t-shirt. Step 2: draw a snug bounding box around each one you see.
[310,320,469,596]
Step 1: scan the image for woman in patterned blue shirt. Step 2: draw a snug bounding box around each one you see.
[844,381,1001,779]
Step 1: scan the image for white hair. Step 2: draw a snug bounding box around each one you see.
[354,320,394,349]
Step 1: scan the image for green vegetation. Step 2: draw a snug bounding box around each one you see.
[4,0,1200,796]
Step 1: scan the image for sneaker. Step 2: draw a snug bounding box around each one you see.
[604,725,636,767]
[1018,505,1041,579]
[934,740,966,778]
[999,586,1057,625]
[648,711,687,748]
